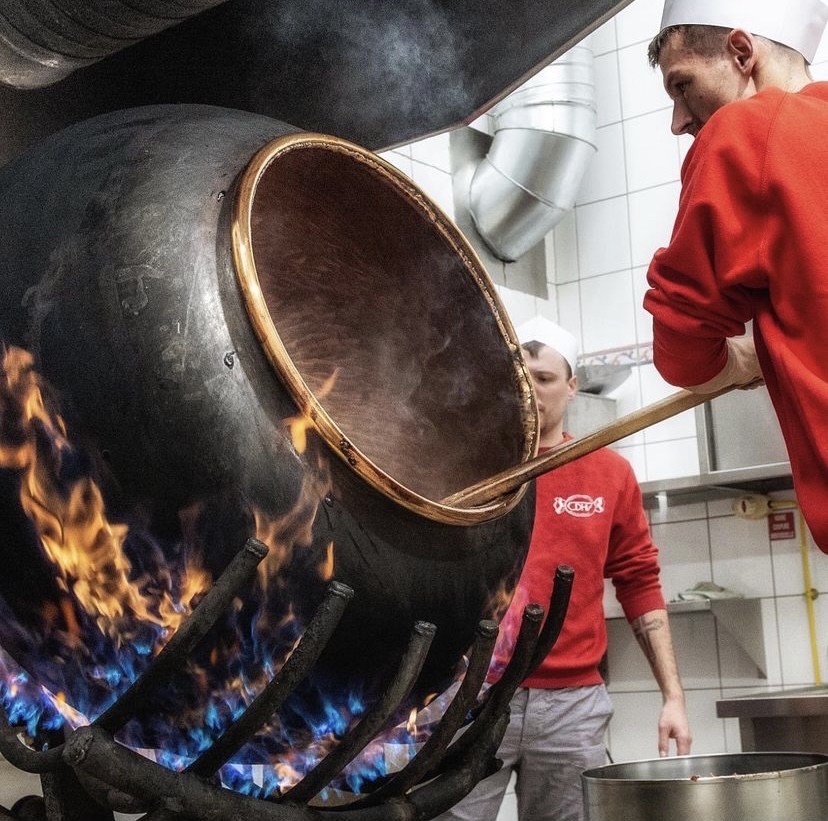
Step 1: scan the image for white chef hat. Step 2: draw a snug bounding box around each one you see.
[516,316,579,374]
[659,0,828,63]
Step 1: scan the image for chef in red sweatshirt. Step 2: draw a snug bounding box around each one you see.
[437,317,691,821]
[643,0,828,553]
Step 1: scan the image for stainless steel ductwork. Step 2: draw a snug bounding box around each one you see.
[468,44,597,262]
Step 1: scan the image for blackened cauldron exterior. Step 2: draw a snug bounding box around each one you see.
[0,104,537,700]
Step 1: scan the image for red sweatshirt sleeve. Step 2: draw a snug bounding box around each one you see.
[605,458,665,622]
[643,91,784,387]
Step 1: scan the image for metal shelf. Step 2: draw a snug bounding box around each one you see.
[607,597,767,677]
[640,473,794,511]
[668,597,767,678]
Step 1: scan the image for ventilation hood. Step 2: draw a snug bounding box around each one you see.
[0,0,634,166]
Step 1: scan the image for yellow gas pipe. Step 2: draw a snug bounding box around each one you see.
[734,494,822,685]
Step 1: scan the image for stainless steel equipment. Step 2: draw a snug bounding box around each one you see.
[717,685,828,754]
[582,752,828,821]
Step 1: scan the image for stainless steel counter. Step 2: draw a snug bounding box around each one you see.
[717,686,828,753]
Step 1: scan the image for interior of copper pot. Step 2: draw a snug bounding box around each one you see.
[232,134,537,523]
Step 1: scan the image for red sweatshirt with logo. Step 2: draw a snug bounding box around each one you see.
[491,439,665,689]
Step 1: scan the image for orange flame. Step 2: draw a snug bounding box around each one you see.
[318,541,335,581]
[0,347,211,646]
[283,369,339,454]
[483,580,516,624]
[0,348,460,796]
[406,706,418,736]
[253,470,330,592]
[0,347,69,470]
[256,377,335,589]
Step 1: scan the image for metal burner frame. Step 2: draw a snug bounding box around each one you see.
[0,538,573,821]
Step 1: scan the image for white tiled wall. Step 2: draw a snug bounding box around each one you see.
[381,0,828,815]
[606,492,828,761]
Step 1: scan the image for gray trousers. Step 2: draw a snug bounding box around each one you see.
[436,685,613,821]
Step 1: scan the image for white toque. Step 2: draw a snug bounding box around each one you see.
[659,0,828,63]
[516,316,579,374]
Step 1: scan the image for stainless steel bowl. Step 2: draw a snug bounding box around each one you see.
[582,752,828,821]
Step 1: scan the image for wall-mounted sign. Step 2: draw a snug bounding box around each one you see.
[768,510,796,541]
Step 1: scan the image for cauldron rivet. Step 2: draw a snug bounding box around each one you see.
[338,439,358,466]
[223,350,236,369]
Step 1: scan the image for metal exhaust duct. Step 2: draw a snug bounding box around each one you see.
[468,43,597,262]
[0,0,230,89]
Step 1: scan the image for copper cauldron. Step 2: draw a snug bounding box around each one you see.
[0,105,538,718]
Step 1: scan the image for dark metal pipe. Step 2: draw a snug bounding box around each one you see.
[53,612,528,821]
[406,711,510,820]
[64,720,511,821]
[0,0,230,89]
[40,766,116,821]
[0,707,64,772]
[93,538,268,734]
[352,619,499,806]
[281,620,437,804]
[415,566,575,789]
[428,604,543,778]
[527,564,574,674]
[136,581,356,819]
[63,724,362,821]
[73,766,144,816]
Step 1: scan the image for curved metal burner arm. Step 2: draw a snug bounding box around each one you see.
[0,712,64,774]
[60,709,509,821]
[527,564,575,673]
[117,578,358,820]
[279,619,437,806]
[347,618,500,807]
[420,563,574,785]
[96,538,271,734]
[184,580,355,779]
[416,602,544,784]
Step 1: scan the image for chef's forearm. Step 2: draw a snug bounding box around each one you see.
[630,608,685,701]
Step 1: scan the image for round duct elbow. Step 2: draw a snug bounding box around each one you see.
[469,44,597,262]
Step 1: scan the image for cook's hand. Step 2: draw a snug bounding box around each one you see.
[686,336,763,394]
[658,697,692,757]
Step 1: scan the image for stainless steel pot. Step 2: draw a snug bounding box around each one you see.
[582,752,828,821]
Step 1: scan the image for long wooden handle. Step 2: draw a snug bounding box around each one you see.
[442,384,738,509]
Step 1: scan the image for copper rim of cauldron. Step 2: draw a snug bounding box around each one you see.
[231,132,537,526]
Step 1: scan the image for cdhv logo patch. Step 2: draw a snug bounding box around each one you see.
[553,495,605,517]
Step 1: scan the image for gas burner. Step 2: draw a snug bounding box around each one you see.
[0,539,573,821]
